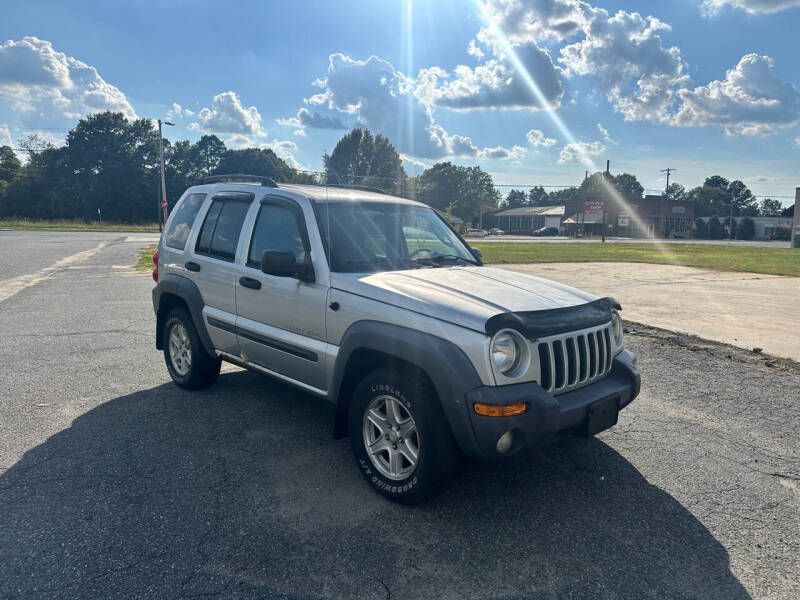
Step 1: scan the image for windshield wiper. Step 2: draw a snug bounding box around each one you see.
[428,254,477,265]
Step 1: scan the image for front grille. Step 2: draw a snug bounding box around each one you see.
[537,323,613,394]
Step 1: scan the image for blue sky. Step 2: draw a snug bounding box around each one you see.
[1,0,799,205]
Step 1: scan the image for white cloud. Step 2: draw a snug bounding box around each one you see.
[307,53,523,160]
[674,54,800,135]
[189,91,265,137]
[795,135,800,147]
[597,122,615,143]
[0,36,136,119]
[224,134,253,149]
[419,43,563,111]
[0,123,11,146]
[701,0,800,15]
[480,144,527,159]
[467,40,484,60]
[167,102,194,120]
[526,128,557,147]
[276,107,347,135]
[557,140,605,164]
[478,1,798,136]
[260,139,306,170]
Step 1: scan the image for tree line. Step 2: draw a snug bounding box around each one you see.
[0,111,788,226]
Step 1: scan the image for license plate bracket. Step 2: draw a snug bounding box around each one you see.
[582,395,620,436]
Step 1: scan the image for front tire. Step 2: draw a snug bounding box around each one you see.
[163,309,221,390]
[348,367,460,504]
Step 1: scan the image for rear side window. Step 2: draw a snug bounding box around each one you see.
[247,204,308,268]
[195,198,251,261]
[164,193,205,250]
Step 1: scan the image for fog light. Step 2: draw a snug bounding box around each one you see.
[496,431,514,454]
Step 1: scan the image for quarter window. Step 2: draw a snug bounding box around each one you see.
[248,204,308,268]
[164,193,205,250]
[195,198,251,261]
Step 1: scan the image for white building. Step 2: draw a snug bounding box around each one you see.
[488,206,565,233]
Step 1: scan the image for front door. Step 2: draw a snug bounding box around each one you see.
[235,196,328,391]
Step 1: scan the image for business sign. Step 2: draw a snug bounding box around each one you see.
[617,217,630,227]
[672,205,685,214]
[583,201,604,214]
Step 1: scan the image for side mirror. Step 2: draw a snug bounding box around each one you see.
[470,247,483,263]
[260,250,313,281]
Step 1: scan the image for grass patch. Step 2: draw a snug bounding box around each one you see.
[136,244,159,274]
[473,241,800,277]
[0,218,160,232]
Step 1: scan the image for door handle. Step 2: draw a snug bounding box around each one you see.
[239,276,262,290]
[184,261,201,272]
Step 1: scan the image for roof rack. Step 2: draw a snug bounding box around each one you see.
[197,174,278,187]
[322,183,385,194]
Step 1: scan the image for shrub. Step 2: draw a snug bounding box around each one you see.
[694,217,707,239]
[737,217,755,240]
[774,226,791,241]
[707,216,723,239]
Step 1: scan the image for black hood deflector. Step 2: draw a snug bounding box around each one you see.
[485,297,621,339]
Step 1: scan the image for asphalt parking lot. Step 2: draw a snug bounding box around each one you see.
[1,231,798,599]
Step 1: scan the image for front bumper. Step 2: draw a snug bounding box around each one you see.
[463,349,640,459]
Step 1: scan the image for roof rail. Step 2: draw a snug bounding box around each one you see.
[322,183,385,194]
[197,174,278,187]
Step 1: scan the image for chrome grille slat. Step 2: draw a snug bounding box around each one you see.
[536,323,614,395]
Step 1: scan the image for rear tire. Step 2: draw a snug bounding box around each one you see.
[348,367,460,504]
[163,309,221,390]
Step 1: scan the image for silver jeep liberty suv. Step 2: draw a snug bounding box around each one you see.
[152,174,640,504]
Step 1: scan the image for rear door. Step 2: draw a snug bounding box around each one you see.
[234,195,328,392]
[187,191,253,355]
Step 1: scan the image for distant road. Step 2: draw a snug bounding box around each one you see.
[469,235,789,248]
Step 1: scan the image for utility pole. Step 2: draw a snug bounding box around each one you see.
[660,167,676,238]
[792,187,799,248]
[157,119,174,229]
[602,159,610,242]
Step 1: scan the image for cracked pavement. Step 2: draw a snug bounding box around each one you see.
[0,231,798,599]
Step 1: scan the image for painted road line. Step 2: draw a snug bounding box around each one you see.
[0,241,111,304]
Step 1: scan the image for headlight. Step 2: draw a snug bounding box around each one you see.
[491,330,526,375]
[611,310,623,349]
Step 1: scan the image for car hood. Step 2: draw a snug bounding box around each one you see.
[331,266,598,333]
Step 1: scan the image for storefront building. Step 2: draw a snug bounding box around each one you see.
[563,195,695,238]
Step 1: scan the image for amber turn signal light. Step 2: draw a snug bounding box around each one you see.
[473,402,527,417]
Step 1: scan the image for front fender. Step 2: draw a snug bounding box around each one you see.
[331,320,485,458]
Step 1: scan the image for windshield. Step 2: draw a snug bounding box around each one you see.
[314,201,478,273]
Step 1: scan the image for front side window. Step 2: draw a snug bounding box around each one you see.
[314,201,477,273]
[248,204,308,268]
[164,193,205,250]
[195,199,251,261]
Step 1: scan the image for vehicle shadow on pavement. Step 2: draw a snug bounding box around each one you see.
[1,370,752,600]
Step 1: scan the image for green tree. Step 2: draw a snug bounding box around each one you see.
[707,216,723,239]
[759,198,783,216]
[694,217,707,239]
[704,175,729,190]
[0,146,21,183]
[737,216,755,240]
[323,128,406,194]
[546,187,579,207]
[504,189,526,208]
[686,185,730,217]
[528,185,548,206]
[216,148,292,181]
[665,182,686,202]
[414,162,499,226]
[193,135,226,175]
[727,180,757,217]
[612,173,644,202]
